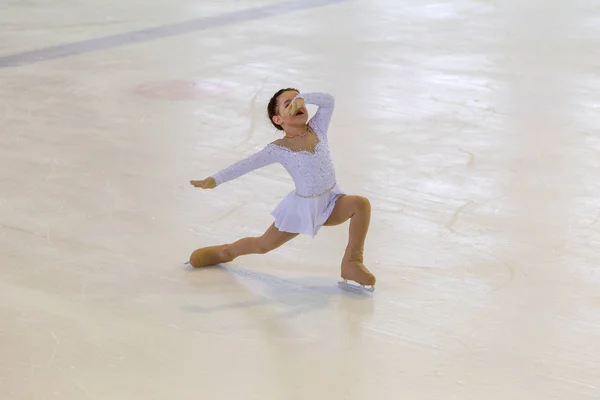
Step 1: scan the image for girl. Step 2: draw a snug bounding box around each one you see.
[189,89,376,289]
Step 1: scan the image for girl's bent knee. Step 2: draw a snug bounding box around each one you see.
[355,196,371,211]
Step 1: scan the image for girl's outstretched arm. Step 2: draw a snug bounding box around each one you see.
[191,145,278,189]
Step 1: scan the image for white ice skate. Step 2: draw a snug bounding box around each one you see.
[338,279,375,293]
[339,256,376,293]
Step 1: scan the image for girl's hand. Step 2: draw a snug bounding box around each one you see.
[284,97,305,116]
[190,178,216,189]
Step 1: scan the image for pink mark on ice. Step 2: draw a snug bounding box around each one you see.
[133,79,239,101]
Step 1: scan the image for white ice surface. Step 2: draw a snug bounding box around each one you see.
[1,0,599,399]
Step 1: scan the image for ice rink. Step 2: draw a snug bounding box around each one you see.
[1,0,599,399]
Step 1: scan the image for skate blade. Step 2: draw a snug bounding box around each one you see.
[338,279,375,293]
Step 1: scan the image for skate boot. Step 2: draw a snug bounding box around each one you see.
[339,249,376,292]
[187,245,233,268]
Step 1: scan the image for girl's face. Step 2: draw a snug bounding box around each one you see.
[272,90,308,128]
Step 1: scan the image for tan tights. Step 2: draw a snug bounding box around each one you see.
[189,195,375,284]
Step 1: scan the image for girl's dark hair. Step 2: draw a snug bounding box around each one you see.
[267,88,299,130]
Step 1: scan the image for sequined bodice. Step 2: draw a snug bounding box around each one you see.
[211,93,338,197]
[266,133,336,197]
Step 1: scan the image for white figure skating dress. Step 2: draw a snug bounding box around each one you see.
[211,92,344,237]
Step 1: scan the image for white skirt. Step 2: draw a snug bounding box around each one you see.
[271,184,345,237]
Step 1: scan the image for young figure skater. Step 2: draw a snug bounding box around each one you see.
[189,89,376,288]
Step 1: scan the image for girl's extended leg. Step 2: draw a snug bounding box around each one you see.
[324,195,376,285]
[189,223,297,267]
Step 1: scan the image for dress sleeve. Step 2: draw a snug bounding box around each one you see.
[295,92,335,136]
[210,145,278,186]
